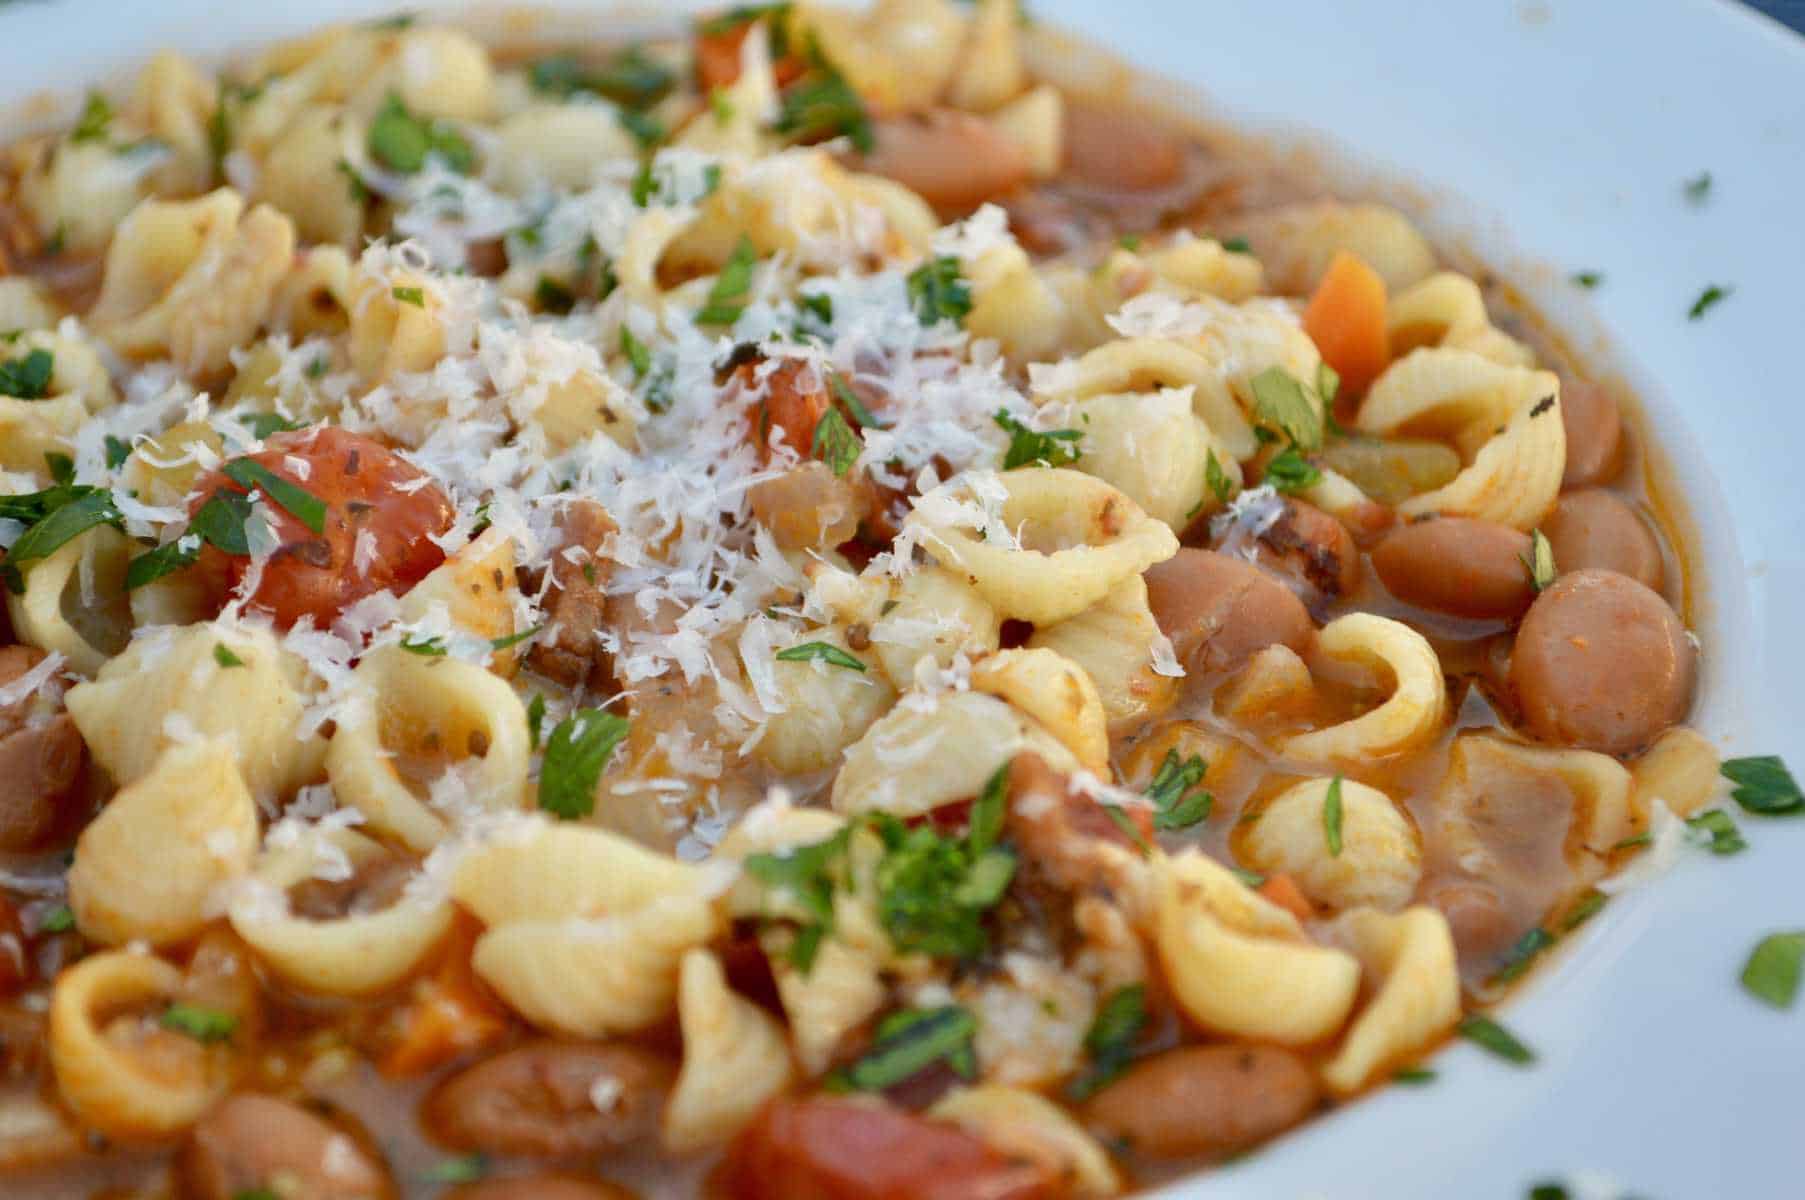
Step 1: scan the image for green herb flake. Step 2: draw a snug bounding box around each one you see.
[529,47,675,108]
[774,640,867,671]
[1528,1184,1570,1200]
[0,348,54,399]
[1522,528,1557,591]
[1204,450,1234,506]
[104,435,133,470]
[1264,446,1322,494]
[44,453,74,485]
[620,326,652,378]
[70,91,113,143]
[1682,170,1712,206]
[125,536,201,591]
[423,1154,489,1184]
[829,371,885,429]
[392,285,426,307]
[1100,804,1152,856]
[1392,1066,1437,1085]
[969,764,1007,857]
[710,89,736,125]
[1612,831,1653,851]
[1572,270,1603,289]
[525,692,548,750]
[833,1005,977,1091]
[1117,233,1143,251]
[1068,984,1147,1100]
[488,625,543,652]
[1144,750,1213,831]
[618,106,666,151]
[1721,755,1803,815]
[238,411,306,440]
[1685,808,1747,855]
[1492,927,1555,984]
[336,158,371,202]
[906,256,973,326]
[745,826,852,972]
[160,1003,238,1043]
[775,65,873,153]
[811,408,863,477]
[221,458,328,536]
[1560,889,1607,933]
[1,488,123,594]
[212,644,246,669]
[400,636,448,656]
[39,905,75,934]
[994,409,1081,470]
[1219,235,1252,254]
[537,709,631,819]
[696,235,758,326]
[798,292,834,327]
[1687,283,1732,321]
[1741,931,1805,1009]
[533,276,575,315]
[368,91,473,175]
[1229,866,1267,888]
[1322,774,1345,856]
[1250,366,1323,452]
[871,813,1017,960]
[1456,1013,1535,1065]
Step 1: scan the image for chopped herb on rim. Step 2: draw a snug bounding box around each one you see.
[774,640,867,671]
[1144,750,1213,831]
[1522,528,1557,591]
[994,409,1082,470]
[1322,775,1345,856]
[1457,1013,1534,1064]
[1685,808,1747,855]
[1492,927,1555,984]
[537,709,631,820]
[212,644,246,669]
[1572,270,1604,289]
[1612,831,1653,851]
[1687,284,1732,321]
[1068,984,1147,1100]
[906,256,973,326]
[1682,170,1713,205]
[830,1005,977,1091]
[1720,755,1803,815]
[1392,1067,1437,1085]
[1740,931,1805,1009]
[1560,890,1607,932]
[160,1003,237,1043]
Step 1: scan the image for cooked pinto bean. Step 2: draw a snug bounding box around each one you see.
[1061,100,1186,192]
[854,110,1031,212]
[527,498,618,690]
[749,461,868,551]
[1143,549,1314,675]
[1540,490,1663,592]
[1421,877,1520,969]
[1511,569,1695,754]
[1371,517,1536,620]
[448,1177,636,1200]
[1559,380,1623,489]
[723,1097,1062,1200]
[182,1094,393,1200]
[1082,1045,1319,1159]
[425,1040,674,1159]
[0,646,85,851]
[1236,499,1360,616]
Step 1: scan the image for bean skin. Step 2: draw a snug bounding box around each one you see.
[1559,380,1623,490]
[1082,1044,1320,1159]
[424,1041,675,1159]
[182,1094,393,1200]
[854,111,1031,212]
[448,1178,637,1200]
[1143,549,1314,675]
[1371,517,1535,620]
[1540,490,1663,592]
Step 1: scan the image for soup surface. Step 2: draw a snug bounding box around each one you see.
[0,4,1738,1198]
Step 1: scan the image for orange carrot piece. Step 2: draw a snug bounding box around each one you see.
[1257,873,1316,924]
[1303,250,1391,402]
[377,916,507,1078]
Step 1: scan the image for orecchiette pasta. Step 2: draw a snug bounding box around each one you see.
[1027,574,1180,730]
[1238,776,1423,912]
[1279,613,1448,763]
[0,329,118,477]
[663,948,797,1153]
[1051,389,1219,531]
[396,525,526,675]
[866,564,1001,689]
[1387,272,1535,367]
[752,626,898,773]
[1630,726,1721,819]
[4,525,133,675]
[451,820,706,927]
[930,1086,1122,1197]
[67,739,258,946]
[970,647,1109,772]
[1320,906,1461,1095]
[1034,337,1257,463]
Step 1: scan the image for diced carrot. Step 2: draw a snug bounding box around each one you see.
[1256,873,1316,924]
[695,15,807,93]
[376,915,508,1078]
[1302,250,1391,404]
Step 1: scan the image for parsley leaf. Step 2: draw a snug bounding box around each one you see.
[774,640,867,671]
[1204,449,1234,506]
[696,236,757,326]
[620,326,652,378]
[423,1154,489,1185]
[994,409,1081,469]
[1144,750,1212,830]
[39,905,75,934]
[969,764,1007,857]
[103,434,132,470]
[1263,445,1322,494]
[1250,366,1323,451]
[871,813,1015,960]
[828,371,885,429]
[400,636,448,656]
[1572,270,1603,289]
[906,256,972,326]
[1687,284,1732,321]
[1522,528,1557,591]
[488,625,543,652]
[368,92,473,174]
[125,535,201,591]
[537,709,629,819]
[392,285,426,308]
[1741,931,1805,1009]
[1721,755,1803,815]
[238,411,306,440]
[831,1005,977,1091]
[1219,235,1252,254]
[810,408,862,477]
[745,826,853,973]
[1392,1067,1437,1085]
[1322,775,1345,856]
[525,693,548,750]
[1685,808,1747,855]
[212,644,246,669]
[160,1003,237,1043]
[1068,984,1146,1100]
[0,348,54,398]
[70,91,113,143]
[775,59,873,153]
[1560,889,1607,933]
[221,459,327,535]
[0,488,122,594]
[1457,1014,1535,1064]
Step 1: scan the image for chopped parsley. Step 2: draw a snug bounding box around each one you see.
[871,811,1016,960]
[0,347,54,399]
[1263,445,1322,494]
[125,535,202,591]
[367,91,474,175]
[1250,366,1323,452]
[1144,750,1212,830]
[1685,808,1747,855]
[399,636,448,656]
[830,1005,976,1091]
[1522,528,1557,591]
[39,905,75,934]
[422,1154,489,1184]
[1687,284,1732,321]
[1721,755,1802,815]
[1219,235,1252,254]
[620,326,652,377]
[160,1003,237,1043]
[533,276,575,314]
[1204,449,1234,506]
[1068,984,1147,1100]
[1392,1067,1437,1085]
[103,435,132,470]
[811,408,862,477]
[994,409,1082,470]
[745,826,853,973]
[212,644,246,669]
[1682,170,1713,206]
[528,47,675,109]
[775,57,873,153]
[392,285,426,307]
[696,236,758,327]
[238,410,306,441]
[617,107,666,151]
[537,709,630,819]
[1571,270,1603,289]
[488,625,543,653]
[710,89,736,125]
[1457,1014,1534,1064]
[774,640,867,671]
[221,458,328,535]
[970,764,1007,857]
[1492,927,1555,984]
[1322,775,1345,856]
[0,486,123,594]
[906,256,973,326]
[1741,931,1804,1009]
[70,91,113,143]
[1560,890,1608,933]
[828,371,885,429]
[525,693,548,750]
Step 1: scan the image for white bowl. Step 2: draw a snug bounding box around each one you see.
[2,2,1801,1197]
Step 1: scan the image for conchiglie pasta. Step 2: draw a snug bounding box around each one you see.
[228,828,454,996]
[831,688,1076,818]
[88,189,296,378]
[662,949,797,1153]
[1027,575,1179,731]
[753,627,899,774]
[67,623,327,802]
[1279,613,1447,764]
[68,740,258,946]
[122,51,218,195]
[324,645,531,851]
[930,1086,1122,1197]
[962,236,1072,364]
[1237,777,1422,912]
[1320,906,1460,1095]
[4,525,133,676]
[1154,849,1360,1044]
[907,469,1177,626]
[49,952,230,1140]
[270,246,358,340]
[970,647,1109,772]
[1355,347,1565,530]
[347,263,448,383]
[450,821,705,927]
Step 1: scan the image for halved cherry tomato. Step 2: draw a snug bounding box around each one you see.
[189,426,454,629]
[723,1097,1065,1200]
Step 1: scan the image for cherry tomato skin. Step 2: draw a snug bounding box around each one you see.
[190,427,454,629]
[722,1098,1065,1200]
